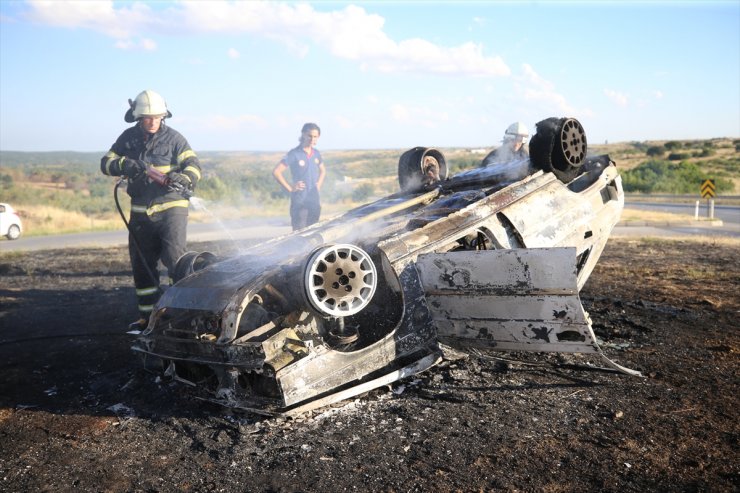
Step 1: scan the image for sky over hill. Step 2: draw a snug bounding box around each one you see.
[0,0,738,152]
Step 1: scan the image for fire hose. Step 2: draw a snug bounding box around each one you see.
[113,166,193,293]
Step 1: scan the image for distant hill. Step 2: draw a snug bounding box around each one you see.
[0,151,102,169]
[1,138,737,237]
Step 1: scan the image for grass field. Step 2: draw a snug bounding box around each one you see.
[8,201,715,239]
[3,137,736,237]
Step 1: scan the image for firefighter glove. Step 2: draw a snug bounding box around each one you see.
[168,172,192,190]
[122,158,146,179]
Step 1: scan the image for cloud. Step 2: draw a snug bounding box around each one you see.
[516,63,583,115]
[390,103,449,128]
[228,48,240,59]
[26,0,154,40]
[390,104,411,123]
[653,90,664,99]
[197,114,268,132]
[25,1,510,77]
[334,115,355,129]
[604,88,629,107]
[140,38,157,51]
[114,37,157,51]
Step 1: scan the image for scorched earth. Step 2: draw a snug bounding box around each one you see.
[0,236,737,492]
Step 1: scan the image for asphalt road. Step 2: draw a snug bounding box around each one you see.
[2,202,739,253]
[618,200,739,239]
[0,218,293,253]
[624,200,739,224]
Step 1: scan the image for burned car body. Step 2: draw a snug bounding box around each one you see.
[132,117,639,416]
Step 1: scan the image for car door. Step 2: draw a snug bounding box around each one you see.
[415,246,642,376]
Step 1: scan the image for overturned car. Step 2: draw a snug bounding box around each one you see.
[132,117,640,416]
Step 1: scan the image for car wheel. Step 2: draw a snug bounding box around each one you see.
[6,225,20,240]
[303,244,377,318]
[398,147,448,192]
[529,117,587,183]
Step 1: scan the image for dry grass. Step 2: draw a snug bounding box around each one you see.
[17,205,124,236]
[14,201,718,239]
[620,208,697,223]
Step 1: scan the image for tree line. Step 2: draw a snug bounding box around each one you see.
[0,140,737,218]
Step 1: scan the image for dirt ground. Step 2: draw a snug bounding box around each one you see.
[0,236,738,493]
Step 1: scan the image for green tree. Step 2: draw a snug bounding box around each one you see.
[0,174,13,190]
[646,146,665,157]
[621,159,734,194]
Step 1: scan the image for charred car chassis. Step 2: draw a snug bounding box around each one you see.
[132,117,641,416]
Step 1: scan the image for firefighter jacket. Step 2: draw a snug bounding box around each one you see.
[101,123,201,217]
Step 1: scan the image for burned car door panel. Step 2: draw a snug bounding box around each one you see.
[416,248,598,353]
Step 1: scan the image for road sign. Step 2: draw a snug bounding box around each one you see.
[701,179,715,198]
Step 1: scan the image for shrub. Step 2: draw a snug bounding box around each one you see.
[622,159,734,194]
[351,183,375,202]
[664,141,683,150]
[646,146,665,157]
[667,152,691,161]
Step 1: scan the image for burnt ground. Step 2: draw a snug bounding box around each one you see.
[0,237,738,492]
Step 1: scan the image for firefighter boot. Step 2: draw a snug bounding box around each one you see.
[128,318,148,331]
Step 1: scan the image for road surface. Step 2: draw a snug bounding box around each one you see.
[0,218,293,252]
[2,203,738,252]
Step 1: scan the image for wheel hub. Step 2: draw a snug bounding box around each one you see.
[304,244,377,317]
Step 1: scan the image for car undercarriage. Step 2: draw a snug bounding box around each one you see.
[132,117,641,416]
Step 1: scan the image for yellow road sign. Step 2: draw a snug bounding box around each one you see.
[701,179,715,198]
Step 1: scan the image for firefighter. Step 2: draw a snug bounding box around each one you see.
[101,90,201,330]
[480,122,530,167]
[272,122,326,231]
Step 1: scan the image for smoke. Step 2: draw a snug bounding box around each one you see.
[480,147,533,183]
[186,193,294,256]
[189,196,208,212]
[493,158,532,183]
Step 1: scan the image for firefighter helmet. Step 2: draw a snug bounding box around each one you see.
[503,122,529,143]
[125,90,172,122]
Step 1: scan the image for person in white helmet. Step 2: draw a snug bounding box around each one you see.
[100,90,202,331]
[480,122,530,167]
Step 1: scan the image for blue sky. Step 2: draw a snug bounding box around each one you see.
[0,0,738,152]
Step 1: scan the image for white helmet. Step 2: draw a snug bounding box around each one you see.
[125,90,172,122]
[503,122,529,143]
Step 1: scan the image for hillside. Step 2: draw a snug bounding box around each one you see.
[1,137,737,236]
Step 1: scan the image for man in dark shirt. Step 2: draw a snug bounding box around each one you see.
[273,123,326,230]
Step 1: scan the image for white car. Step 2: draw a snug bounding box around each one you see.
[0,203,23,240]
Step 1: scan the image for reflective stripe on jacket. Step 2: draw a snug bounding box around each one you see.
[100,123,201,215]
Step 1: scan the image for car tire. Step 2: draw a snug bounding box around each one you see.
[398,147,448,192]
[529,117,588,183]
[6,225,20,240]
